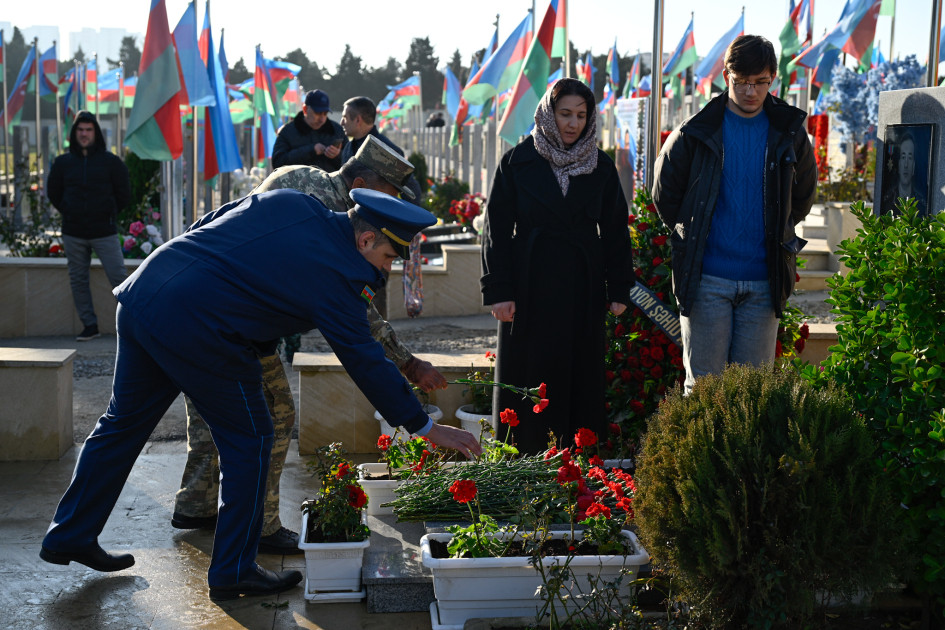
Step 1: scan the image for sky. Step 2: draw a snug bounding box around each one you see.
[2,0,939,81]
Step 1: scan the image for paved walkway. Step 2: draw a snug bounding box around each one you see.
[1,440,433,629]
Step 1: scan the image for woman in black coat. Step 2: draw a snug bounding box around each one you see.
[480,78,633,454]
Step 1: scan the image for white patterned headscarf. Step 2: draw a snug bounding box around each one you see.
[531,78,598,195]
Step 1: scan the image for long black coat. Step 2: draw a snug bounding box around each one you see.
[481,136,632,453]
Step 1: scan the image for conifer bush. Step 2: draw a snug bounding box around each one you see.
[635,365,898,629]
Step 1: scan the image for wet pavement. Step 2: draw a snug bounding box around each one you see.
[0,440,433,629]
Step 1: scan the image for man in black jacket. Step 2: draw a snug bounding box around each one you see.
[47,110,131,341]
[271,89,346,171]
[652,35,817,393]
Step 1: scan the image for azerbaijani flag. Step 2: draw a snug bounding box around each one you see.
[623,54,640,98]
[791,0,883,70]
[85,58,98,114]
[97,67,123,114]
[38,44,59,102]
[778,0,812,97]
[253,47,278,161]
[123,76,137,109]
[462,13,533,106]
[125,0,183,160]
[201,0,242,180]
[264,57,301,119]
[441,65,462,120]
[663,17,698,77]
[498,0,561,145]
[173,0,214,106]
[2,44,36,134]
[696,13,744,98]
[387,75,421,108]
[550,0,567,58]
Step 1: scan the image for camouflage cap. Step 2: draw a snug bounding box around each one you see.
[353,135,416,200]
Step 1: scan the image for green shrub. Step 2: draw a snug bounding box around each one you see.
[802,199,945,611]
[424,174,469,222]
[636,364,899,629]
[407,152,429,193]
[122,150,160,226]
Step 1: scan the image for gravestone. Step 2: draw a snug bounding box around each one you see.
[873,86,945,215]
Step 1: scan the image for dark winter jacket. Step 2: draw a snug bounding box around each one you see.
[272,112,346,171]
[47,110,131,239]
[651,92,817,318]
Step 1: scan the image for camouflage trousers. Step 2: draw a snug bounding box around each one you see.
[173,353,296,537]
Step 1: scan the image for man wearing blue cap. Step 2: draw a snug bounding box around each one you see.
[40,189,483,600]
[272,89,346,171]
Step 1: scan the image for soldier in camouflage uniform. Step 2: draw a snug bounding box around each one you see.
[172,136,446,554]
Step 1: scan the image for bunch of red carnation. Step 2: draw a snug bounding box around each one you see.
[448,192,487,227]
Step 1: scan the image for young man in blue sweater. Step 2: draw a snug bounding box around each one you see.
[651,35,817,392]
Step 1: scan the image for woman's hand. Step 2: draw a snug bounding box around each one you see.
[491,301,516,323]
[609,302,627,316]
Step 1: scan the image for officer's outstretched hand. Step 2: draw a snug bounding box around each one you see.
[403,357,447,392]
[426,423,483,460]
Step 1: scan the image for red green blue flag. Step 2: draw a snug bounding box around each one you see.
[253,47,278,161]
[201,1,242,180]
[663,17,698,77]
[791,0,883,70]
[125,0,183,160]
[173,0,214,106]
[696,13,744,98]
[550,0,567,58]
[498,0,561,145]
[2,45,36,134]
[462,13,533,106]
[623,54,640,98]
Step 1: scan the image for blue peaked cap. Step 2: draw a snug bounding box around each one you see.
[350,189,436,259]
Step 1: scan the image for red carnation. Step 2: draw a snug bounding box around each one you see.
[638,222,650,231]
[377,435,393,451]
[630,400,645,413]
[346,485,368,509]
[609,422,621,435]
[335,462,350,479]
[500,408,519,427]
[574,428,598,448]
[620,369,632,382]
[585,502,612,518]
[557,462,582,485]
[799,323,810,339]
[537,382,547,397]
[652,235,667,246]
[449,479,477,503]
[794,338,806,353]
[652,256,663,266]
[650,346,665,361]
[775,339,784,358]
[614,323,626,337]
[533,398,549,413]
[628,214,637,224]
[589,455,605,468]
[605,370,616,383]
[651,365,664,379]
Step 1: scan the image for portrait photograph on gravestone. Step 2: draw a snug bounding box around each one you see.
[879,123,935,217]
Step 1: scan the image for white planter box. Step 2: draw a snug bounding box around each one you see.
[420,529,648,626]
[356,462,402,516]
[454,404,495,443]
[299,511,370,601]
[375,404,443,442]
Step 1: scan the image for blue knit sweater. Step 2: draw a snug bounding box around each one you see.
[702,108,769,281]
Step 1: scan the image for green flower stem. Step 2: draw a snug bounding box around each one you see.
[447,379,538,402]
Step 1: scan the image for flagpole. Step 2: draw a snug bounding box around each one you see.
[53,41,63,155]
[34,38,43,196]
[2,30,9,206]
[889,6,896,61]
[929,0,943,86]
[647,0,664,190]
[117,63,124,158]
[564,0,570,78]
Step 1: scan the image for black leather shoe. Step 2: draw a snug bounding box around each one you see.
[257,527,302,555]
[208,565,303,601]
[171,511,218,530]
[40,544,135,572]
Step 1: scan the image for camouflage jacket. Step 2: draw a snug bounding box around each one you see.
[253,167,414,368]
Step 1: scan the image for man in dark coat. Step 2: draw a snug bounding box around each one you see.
[340,96,422,203]
[272,89,346,171]
[47,110,131,341]
[651,35,817,393]
[39,189,482,600]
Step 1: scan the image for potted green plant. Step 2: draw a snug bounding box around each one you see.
[357,430,446,516]
[418,445,647,627]
[299,442,371,602]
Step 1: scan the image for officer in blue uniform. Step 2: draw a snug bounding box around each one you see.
[40,188,483,600]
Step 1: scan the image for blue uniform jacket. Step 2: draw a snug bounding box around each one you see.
[114,189,428,433]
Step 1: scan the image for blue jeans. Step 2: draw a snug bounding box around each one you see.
[680,274,778,393]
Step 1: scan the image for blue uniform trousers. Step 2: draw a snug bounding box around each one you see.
[43,304,274,587]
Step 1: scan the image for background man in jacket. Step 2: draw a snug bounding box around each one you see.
[652,35,817,393]
[47,110,132,341]
[272,89,346,171]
